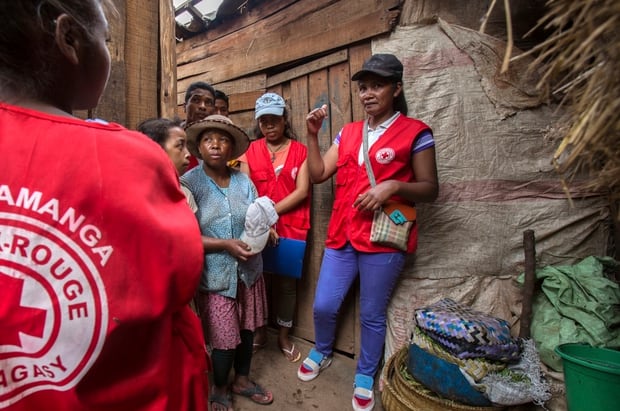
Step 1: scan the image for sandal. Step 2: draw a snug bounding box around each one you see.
[252,341,266,354]
[232,381,273,405]
[279,343,301,363]
[209,391,233,411]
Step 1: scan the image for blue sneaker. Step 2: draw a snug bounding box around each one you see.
[297,348,332,382]
[352,374,375,411]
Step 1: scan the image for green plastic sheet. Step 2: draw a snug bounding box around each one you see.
[518,256,620,371]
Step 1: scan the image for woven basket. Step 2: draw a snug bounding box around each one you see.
[382,346,419,411]
[382,347,507,411]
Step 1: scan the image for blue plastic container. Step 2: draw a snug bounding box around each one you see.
[262,238,306,278]
[407,343,492,406]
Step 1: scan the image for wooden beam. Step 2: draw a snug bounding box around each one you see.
[160,0,177,118]
[348,43,372,122]
[90,3,127,124]
[125,0,159,128]
[228,110,256,139]
[176,73,267,106]
[520,230,536,339]
[176,0,298,59]
[176,0,400,84]
[288,75,309,140]
[228,90,265,113]
[175,89,265,117]
[213,75,267,94]
[266,49,349,88]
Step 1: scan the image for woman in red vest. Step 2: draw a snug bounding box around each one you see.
[299,54,439,411]
[238,93,311,363]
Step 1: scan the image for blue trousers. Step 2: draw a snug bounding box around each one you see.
[313,243,406,377]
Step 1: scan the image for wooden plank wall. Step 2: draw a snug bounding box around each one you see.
[124,0,159,128]
[159,0,178,119]
[76,1,161,128]
[175,0,399,118]
[174,0,386,354]
[258,43,372,354]
[176,0,398,86]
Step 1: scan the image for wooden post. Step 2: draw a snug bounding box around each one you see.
[520,229,536,338]
[159,0,177,118]
[125,0,159,128]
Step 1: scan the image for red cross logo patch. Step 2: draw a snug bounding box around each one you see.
[0,213,107,408]
[375,148,396,164]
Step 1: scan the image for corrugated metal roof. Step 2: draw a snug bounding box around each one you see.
[174,0,250,39]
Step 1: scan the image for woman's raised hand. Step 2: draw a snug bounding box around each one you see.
[306,104,328,136]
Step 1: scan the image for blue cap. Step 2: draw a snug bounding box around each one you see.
[255,93,286,119]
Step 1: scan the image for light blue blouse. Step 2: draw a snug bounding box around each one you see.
[181,166,261,298]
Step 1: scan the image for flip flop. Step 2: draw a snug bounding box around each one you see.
[232,381,273,405]
[280,343,301,363]
[252,341,266,354]
[209,391,233,411]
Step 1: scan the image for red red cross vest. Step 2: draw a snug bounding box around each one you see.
[0,103,207,411]
[244,139,310,241]
[325,115,430,253]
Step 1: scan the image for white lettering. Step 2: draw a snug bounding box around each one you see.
[0,185,114,266]
[37,198,60,220]
[15,188,42,210]
[0,185,15,206]
[0,356,67,386]
[92,245,113,267]
[2,233,90,320]
[58,208,86,233]
[80,224,101,247]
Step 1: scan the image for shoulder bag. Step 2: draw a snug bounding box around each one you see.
[362,121,416,252]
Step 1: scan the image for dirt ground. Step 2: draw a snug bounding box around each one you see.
[231,328,385,411]
[225,328,567,411]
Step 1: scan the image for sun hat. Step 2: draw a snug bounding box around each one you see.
[240,196,279,254]
[351,53,403,81]
[255,93,286,119]
[185,114,250,160]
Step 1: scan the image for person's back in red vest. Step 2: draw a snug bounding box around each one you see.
[0,2,208,410]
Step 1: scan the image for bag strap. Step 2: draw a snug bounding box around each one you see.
[361,120,377,188]
[362,120,417,226]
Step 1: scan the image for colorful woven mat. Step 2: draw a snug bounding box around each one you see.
[415,298,522,362]
[423,329,521,362]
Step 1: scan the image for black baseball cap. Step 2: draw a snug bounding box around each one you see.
[351,53,403,81]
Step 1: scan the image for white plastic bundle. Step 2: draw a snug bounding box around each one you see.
[463,339,552,407]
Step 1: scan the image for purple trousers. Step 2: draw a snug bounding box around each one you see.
[313,243,406,377]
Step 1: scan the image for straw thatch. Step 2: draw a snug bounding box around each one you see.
[486,0,620,219]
